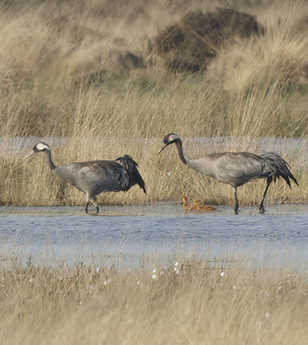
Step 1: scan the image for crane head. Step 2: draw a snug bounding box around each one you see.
[23,142,51,159]
[158,133,181,154]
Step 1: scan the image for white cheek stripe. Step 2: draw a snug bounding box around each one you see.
[36,143,47,150]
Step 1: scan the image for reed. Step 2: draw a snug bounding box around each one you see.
[0,0,307,207]
[1,254,308,344]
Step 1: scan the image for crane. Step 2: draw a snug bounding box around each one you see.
[24,142,146,214]
[158,133,298,214]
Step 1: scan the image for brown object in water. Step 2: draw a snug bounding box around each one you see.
[182,196,215,211]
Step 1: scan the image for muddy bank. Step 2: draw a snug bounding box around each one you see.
[1,202,308,217]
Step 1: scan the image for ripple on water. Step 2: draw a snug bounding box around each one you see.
[1,208,308,270]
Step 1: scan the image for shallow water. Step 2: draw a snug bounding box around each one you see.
[2,137,308,270]
[1,203,308,271]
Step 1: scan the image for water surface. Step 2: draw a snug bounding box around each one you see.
[1,203,308,271]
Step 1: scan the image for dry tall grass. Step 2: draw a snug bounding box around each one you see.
[0,0,308,207]
[1,255,308,344]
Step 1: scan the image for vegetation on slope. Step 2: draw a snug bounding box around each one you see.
[0,0,308,206]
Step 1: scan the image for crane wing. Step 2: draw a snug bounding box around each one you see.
[210,152,266,186]
[115,155,147,194]
[76,161,130,194]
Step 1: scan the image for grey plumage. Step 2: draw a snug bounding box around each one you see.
[158,133,298,214]
[24,142,146,214]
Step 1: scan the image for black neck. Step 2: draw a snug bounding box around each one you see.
[44,149,56,170]
[175,140,187,165]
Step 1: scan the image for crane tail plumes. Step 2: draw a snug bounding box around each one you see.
[261,153,298,187]
[115,155,147,194]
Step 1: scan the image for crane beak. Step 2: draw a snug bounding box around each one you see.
[157,144,167,155]
[23,150,35,160]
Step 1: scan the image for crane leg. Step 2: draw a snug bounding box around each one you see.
[234,187,239,215]
[259,178,272,214]
[85,195,100,214]
[90,196,100,214]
